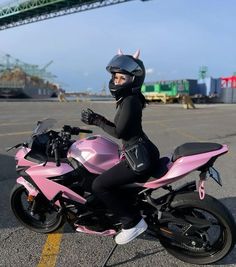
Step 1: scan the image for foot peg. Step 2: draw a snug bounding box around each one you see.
[75,225,116,236]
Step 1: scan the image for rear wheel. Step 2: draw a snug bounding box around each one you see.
[10,184,65,233]
[157,192,236,264]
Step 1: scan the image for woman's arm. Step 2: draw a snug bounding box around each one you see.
[100,96,141,139]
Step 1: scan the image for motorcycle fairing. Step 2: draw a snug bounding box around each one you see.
[15,147,36,167]
[26,174,86,205]
[139,144,228,189]
[24,162,86,205]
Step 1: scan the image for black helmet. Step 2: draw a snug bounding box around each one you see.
[106,52,146,100]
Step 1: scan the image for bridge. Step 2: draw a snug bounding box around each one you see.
[0,0,148,30]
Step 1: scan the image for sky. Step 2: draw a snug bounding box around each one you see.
[0,0,236,93]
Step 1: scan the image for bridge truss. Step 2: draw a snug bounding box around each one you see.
[0,0,141,30]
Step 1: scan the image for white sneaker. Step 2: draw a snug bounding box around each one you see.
[115,218,148,245]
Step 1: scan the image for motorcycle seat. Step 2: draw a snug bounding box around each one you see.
[172,142,223,162]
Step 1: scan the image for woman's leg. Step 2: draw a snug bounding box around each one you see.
[92,161,144,228]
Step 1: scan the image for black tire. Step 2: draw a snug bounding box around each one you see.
[10,183,65,233]
[158,192,236,265]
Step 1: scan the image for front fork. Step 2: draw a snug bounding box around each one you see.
[17,177,39,215]
[17,176,39,197]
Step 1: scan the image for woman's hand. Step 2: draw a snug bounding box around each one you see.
[81,108,106,126]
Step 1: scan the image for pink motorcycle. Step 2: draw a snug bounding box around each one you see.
[9,118,236,265]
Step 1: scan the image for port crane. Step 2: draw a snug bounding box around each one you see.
[0,52,55,81]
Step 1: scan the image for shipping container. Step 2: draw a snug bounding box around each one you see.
[197,77,221,96]
[141,84,154,93]
[142,79,195,96]
[219,87,236,103]
[187,79,199,95]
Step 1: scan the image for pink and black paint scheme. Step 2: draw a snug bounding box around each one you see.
[15,133,228,205]
[9,119,236,265]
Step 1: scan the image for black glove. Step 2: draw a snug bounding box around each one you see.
[81,108,106,126]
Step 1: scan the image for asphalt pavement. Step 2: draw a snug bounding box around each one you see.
[0,101,236,267]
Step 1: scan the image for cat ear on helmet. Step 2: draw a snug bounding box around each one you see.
[117,49,124,55]
[133,49,140,59]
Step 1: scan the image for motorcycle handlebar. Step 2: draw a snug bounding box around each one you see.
[79,128,93,134]
[54,148,60,167]
[52,140,61,167]
[63,125,93,135]
[50,126,93,167]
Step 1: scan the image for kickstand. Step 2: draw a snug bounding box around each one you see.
[101,243,118,267]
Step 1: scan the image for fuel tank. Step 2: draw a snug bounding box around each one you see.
[67,135,120,174]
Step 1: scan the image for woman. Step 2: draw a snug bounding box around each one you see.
[81,49,160,244]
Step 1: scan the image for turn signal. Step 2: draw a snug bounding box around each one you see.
[27,195,34,202]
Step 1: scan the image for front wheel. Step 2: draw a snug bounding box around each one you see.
[157,192,236,265]
[10,184,65,233]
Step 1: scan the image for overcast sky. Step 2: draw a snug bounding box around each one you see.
[0,0,235,92]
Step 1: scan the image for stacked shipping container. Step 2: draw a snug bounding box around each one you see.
[142,78,225,102]
[142,79,197,96]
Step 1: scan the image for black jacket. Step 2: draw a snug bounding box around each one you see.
[99,94,160,173]
[100,95,144,146]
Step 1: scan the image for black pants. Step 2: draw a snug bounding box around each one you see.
[92,161,145,228]
[92,142,160,229]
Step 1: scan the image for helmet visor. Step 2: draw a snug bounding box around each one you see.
[106,55,143,76]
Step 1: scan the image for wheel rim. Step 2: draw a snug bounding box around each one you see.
[12,187,61,230]
[160,207,228,258]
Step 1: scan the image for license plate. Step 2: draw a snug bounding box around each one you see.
[208,167,222,186]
